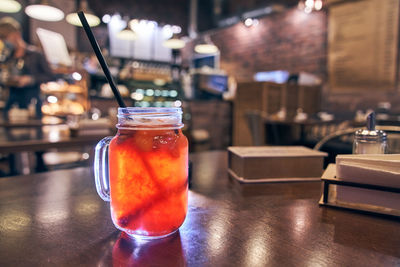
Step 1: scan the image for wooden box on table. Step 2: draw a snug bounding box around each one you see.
[228,146,327,183]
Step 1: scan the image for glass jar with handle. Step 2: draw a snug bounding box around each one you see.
[94,107,189,239]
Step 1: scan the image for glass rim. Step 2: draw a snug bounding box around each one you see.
[116,107,183,129]
[118,107,182,114]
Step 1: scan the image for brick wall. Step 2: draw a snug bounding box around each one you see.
[182,6,400,114]
[219,10,327,82]
[183,7,327,82]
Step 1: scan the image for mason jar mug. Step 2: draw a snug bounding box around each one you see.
[94,107,189,239]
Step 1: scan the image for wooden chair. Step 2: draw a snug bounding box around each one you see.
[244,110,265,146]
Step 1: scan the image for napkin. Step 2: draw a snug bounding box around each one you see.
[335,154,400,210]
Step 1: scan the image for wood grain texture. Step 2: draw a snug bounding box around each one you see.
[0,151,399,266]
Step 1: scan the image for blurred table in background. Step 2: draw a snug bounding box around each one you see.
[233,82,322,146]
[0,125,106,153]
[0,121,109,176]
[0,118,64,129]
[263,117,348,146]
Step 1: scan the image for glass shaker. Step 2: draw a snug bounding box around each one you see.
[353,112,387,154]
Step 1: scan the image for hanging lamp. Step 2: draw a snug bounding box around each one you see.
[298,0,323,13]
[116,25,137,40]
[194,35,218,54]
[66,0,100,27]
[0,0,21,13]
[163,34,185,49]
[25,0,64,21]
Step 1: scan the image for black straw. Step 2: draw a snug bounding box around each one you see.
[78,11,126,108]
[367,112,375,131]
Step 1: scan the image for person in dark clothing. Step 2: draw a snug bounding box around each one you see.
[0,17,54,175]
[0,16,54,120]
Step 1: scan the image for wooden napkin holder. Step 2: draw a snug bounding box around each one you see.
[227,146,327,183]
[320,164,400,218]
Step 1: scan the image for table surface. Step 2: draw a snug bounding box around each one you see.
[0,151,399,266]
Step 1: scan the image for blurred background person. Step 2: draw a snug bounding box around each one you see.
[0,16,54,121]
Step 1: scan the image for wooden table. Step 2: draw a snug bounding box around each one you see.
[0,151,399,266]
[0,133,105,153]
[264,117,344,145]
[0,124,106,152]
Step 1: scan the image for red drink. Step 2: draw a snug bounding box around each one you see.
[108,127,188,238]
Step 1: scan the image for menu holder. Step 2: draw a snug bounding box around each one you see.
[319,164,400,218]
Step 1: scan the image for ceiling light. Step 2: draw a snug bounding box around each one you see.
[128,19,157,34]
[195,44,219,54]
[25,1,64,21]
[66,12,100,27]
[171,25,182,34]
[116,26,137,40]
[66,0,100,27]
[163,34,185,49]
[314,0,323,10]
[162,24,173,39]
[0,0,21,13]
[244,18,253,27]
[147,21,157,30]
[298,0,324,13]
[194,35,219,54]
[244,18,259,27]
[128,19,139,31]
[102,14,111,24]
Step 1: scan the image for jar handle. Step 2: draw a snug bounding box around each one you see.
[94,136,113,202]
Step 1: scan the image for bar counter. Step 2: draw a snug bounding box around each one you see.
[0,151,399,266]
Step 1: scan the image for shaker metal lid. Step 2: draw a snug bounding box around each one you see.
[355,129,387,142]
[355,111,387,141]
